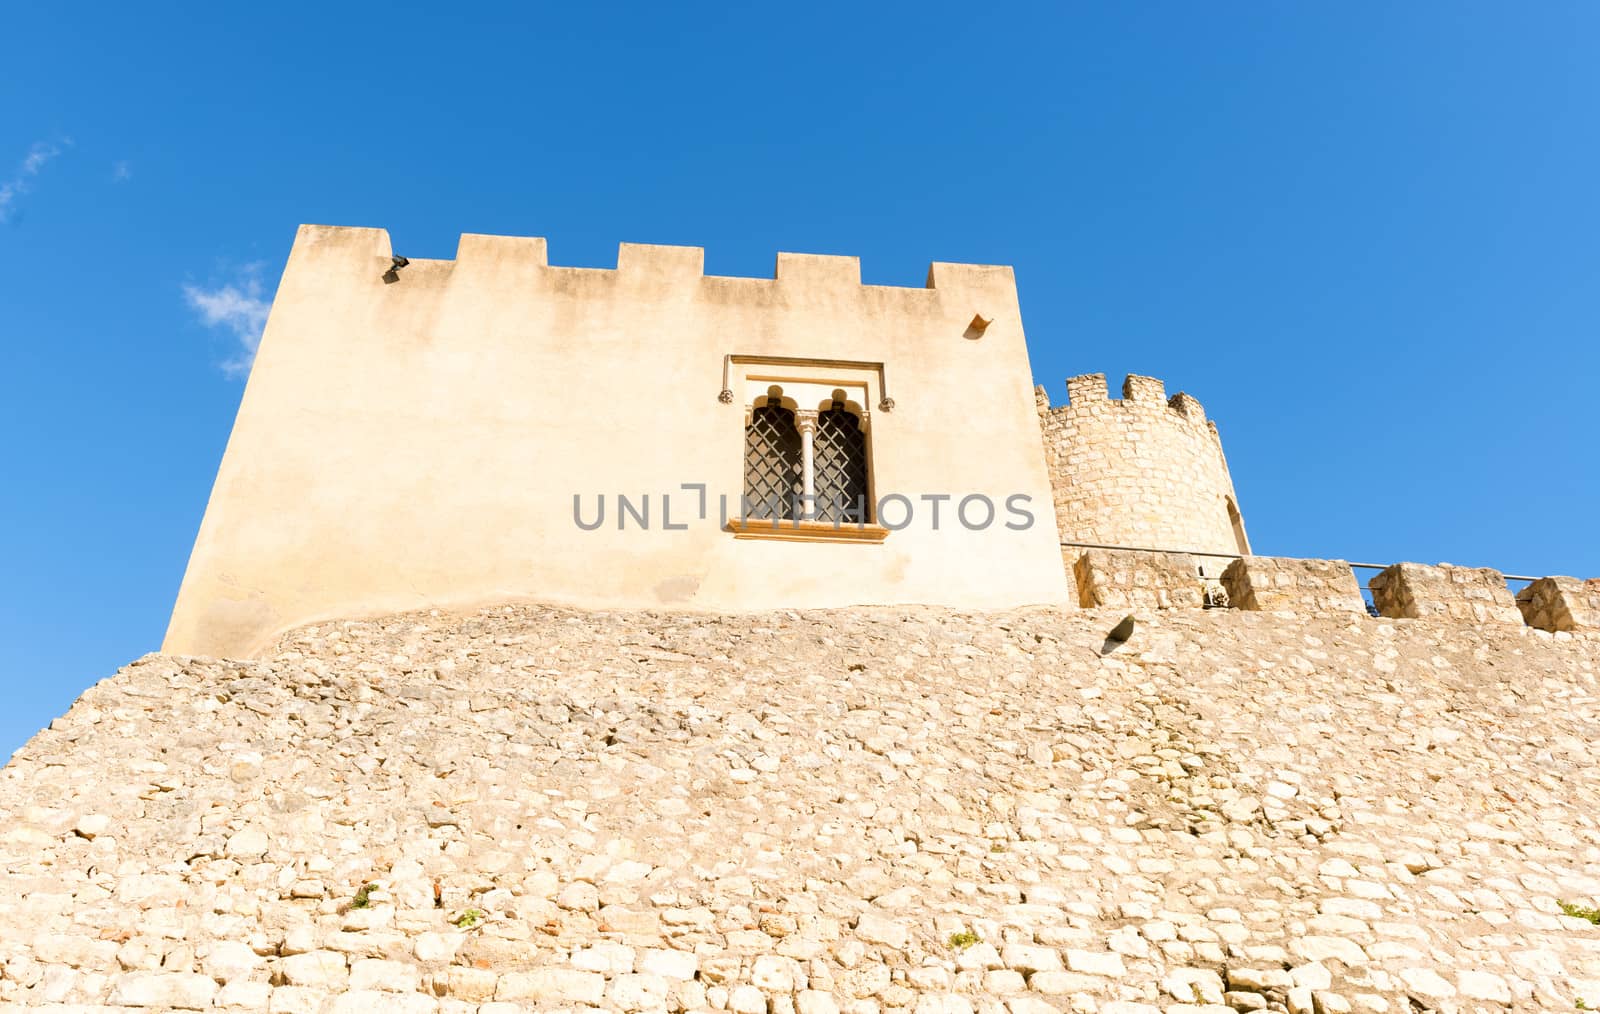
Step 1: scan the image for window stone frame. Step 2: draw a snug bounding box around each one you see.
[725,355,889,544]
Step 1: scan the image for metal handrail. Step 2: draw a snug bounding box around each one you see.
[1059,539,1242,559]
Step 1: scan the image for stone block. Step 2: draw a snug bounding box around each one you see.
[1369,563,1520,624]
[1516,576,1600,632]
[495,968,605,1005]
[1072,548,1204,610]
[1221,557,1365,614]
[107,971,219,1009]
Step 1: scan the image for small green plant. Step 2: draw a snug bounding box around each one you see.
[1560,900,1600,924]
[455,908,485,929]
[1576,998,1589,1011]
[947,929,980,950]
[350,883,377,910]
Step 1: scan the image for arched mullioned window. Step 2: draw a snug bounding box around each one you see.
[743,399,803,519]
[814,402,869,523]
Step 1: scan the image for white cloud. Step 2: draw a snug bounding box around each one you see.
[183,265,272,377]
[21,142,61,175]
[0,140,67,223]
[112,160,131,181]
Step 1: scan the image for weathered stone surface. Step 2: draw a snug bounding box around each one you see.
[638,947,697,980]
[280,951,347,990]
[1221,556,1366,614]
[854,912,909,950]
[1370,562,1521,624]
[106,971,218,1008]
[1,601,1598,1011]
[348,957,420,991]
[496,968,604,1004]
[1517,574,1600,632]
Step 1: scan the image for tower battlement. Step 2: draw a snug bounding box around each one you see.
[285,224,1018,305]
[1041,372,1210,427]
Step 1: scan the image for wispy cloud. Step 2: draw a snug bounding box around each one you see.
[0,139,68,223]
[112,160,131,182]
[183,264,272,377]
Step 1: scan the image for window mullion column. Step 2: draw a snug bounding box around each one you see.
[796,410,818,520]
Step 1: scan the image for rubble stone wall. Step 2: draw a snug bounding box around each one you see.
[6,603,1600,1012]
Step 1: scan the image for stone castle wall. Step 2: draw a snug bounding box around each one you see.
[3,603,1600,1012]
[1038,374,1248,558]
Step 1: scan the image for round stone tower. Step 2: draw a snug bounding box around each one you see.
[1036,372,1249,558]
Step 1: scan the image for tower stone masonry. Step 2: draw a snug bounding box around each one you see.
[1036,372,1249,558]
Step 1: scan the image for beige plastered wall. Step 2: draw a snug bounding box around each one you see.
[164,226,1072,658]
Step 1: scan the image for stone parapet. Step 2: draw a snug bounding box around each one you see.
[1221,556,1366,614]
[1369,563,1521,624]
[1516,576,1600,632]
[1070,548,1203,610]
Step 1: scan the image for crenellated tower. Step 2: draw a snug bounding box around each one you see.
[1037,372,1248,559]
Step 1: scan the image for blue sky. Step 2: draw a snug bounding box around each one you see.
[3,3,1597,757]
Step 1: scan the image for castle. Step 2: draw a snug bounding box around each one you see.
[165,226,1597,658]
[8,228,1600,1014]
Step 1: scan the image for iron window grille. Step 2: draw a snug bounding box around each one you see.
[814,403,870,523]
[743,401,803,520]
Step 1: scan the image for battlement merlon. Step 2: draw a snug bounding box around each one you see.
[1121,374,1166,403]
[1065,373,1108,405]
[1166,391,1206,423]
[280,224,1020,297]
[1054,373,1206,424]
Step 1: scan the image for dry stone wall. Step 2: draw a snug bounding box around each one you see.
[1038,375,1247,557]
[1369,563,1522,625]
[1517,576,1600,633]
[4,602,1600,1013]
